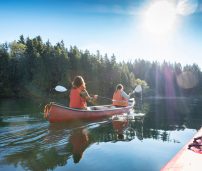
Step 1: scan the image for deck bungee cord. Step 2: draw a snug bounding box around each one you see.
[188,135,202,154]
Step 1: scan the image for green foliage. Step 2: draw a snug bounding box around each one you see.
[0,35,201,98]
[0,43,12,97]
[10,41,26,58]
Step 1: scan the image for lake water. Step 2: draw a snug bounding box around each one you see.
[0,97,201,171]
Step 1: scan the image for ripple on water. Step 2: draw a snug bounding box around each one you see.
[0,115,49,158]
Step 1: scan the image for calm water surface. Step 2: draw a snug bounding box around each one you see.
[0,97,202,171]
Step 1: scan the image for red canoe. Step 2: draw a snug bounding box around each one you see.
[44,98,135,123]
[161,127,202,171]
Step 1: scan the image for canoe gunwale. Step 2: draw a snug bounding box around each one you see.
[49,98,135,113]
[51,103,132,112]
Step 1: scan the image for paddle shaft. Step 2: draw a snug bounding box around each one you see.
[55,85,136,102]
[97,95,113,101]
[97,95,132,102]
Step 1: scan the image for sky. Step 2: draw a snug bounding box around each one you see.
[0,0,202,68]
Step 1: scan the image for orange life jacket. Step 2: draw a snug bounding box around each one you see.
[112,90,128,107]
[69,86,87,109]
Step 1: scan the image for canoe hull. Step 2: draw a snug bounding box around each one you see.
[44,99,135,123]
[161,127,202,171]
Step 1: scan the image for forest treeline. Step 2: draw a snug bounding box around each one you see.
[0,35,201,98]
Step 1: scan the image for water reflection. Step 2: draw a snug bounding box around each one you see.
[112,116,129,140]
[111,114,145,141]
[1,117,147,169]
[142,97,202,131]
[0,97,202,171]
[69,128,89,163]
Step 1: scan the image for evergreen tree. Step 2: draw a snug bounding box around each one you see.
[1,35,202,98]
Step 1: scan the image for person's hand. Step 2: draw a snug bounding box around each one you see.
[89,95,98,104]
[93,95,98,99]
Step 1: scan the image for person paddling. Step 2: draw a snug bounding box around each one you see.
[69,76,97,109]
[112,84,132,107]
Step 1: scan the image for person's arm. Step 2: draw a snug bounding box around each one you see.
[80,89,97,103]
[121,90,130,99]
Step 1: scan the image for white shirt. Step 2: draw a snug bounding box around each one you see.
[121,90,130,99]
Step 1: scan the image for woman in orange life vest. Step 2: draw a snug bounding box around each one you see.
[69,76,98,109]
[112,84,132,107]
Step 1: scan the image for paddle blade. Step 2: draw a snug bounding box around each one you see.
[134,85,142,93]
[55,85,67,92]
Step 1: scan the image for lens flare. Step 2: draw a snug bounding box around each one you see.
[176,71,198,89]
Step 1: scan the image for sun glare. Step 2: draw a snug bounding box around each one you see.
[143,1,177,36]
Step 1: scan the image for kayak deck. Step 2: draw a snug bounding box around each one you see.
[161,127,202,171]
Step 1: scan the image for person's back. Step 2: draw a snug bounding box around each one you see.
[112,84,130,107]
[69,85,86,109]
[69,76,97,109]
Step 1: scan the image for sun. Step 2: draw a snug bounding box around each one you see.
[143,1,177,36]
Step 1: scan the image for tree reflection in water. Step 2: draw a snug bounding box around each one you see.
[2,96,201,171]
